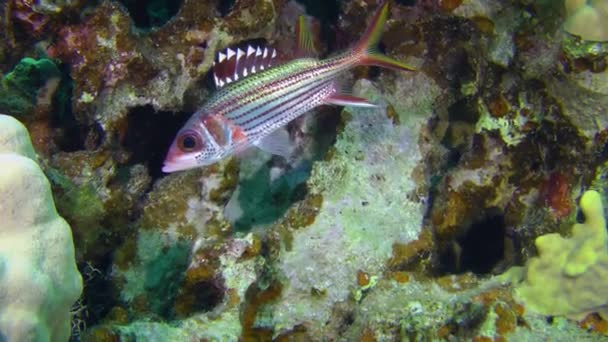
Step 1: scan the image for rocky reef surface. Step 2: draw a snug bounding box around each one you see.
[1,0,608,341]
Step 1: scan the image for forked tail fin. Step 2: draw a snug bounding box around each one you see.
[354,2,415,72]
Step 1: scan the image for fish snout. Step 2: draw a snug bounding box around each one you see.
[162,141,199,173]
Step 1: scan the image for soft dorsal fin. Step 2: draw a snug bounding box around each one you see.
[295,15,316,56]
[212,44,278,88]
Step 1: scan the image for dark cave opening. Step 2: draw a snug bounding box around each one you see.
[181,280,225,314]
[42,63,108,153]
[395,0,417,6]
[218,0,237,17]
[295,0,341,49]
[73,257,118,340]
[123,105,191,179]
[439,209,507,275]
[296,0,340,23]
[118,0,183,29]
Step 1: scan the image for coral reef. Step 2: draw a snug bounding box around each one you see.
[0,114,82,341]
[2,0,608,340]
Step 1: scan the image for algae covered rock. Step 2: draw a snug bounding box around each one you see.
[267,73,438,335]
[0,115,82,341]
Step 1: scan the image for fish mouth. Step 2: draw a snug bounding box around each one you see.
[162,159,197,173]
[161,161,182,173]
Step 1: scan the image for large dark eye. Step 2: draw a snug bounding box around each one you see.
[178,132,201,152]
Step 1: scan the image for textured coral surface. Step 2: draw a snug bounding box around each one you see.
[0,114,82,342]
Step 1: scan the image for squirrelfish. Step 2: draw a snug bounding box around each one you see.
[162,2,414,173]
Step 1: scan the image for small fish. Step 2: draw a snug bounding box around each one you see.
[162,2,414,173]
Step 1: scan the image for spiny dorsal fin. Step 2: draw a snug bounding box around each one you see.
[212,44,278,88]
[296,15,316,56]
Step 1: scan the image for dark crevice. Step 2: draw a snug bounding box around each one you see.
[447,98,480,123]
[217,0,236,17]
[295,0,340,49]
[295,0,340,24]
[395,0,416,6]
[55,123,88,152]
[118,0,183,29]
[180,280,225,314]
[72,257,117,340]
[438,209,507,275]
[50,63,93,152]
[122,105,191,179]
[459,211,506,273]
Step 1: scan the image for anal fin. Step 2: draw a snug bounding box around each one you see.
[324,94,378,108]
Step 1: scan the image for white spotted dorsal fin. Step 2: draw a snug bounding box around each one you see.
[212,44,278,88]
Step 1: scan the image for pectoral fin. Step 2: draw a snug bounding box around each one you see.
[254,128,293,158]
[324,94,378,108]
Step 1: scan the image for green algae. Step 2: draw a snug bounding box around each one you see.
[144,241,190,317]
[0,57,61,117]
[231,161,311,231]
[45,167,106,260]
[562,33,608,60]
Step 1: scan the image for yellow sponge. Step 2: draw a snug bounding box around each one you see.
[564,0,608,41]
[515,190,608,320]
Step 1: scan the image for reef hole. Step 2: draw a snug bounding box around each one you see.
[118,0,183,29]
[296,0,340,48]
[439,209,507,274]
[122,104,191,179]
[50,63,101,152]
[296,0,339,23]
[217,0,236,17]
[73,257,117,336]
[178,280,225,315]
[395,0,416,6]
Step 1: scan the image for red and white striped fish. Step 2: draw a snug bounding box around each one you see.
[162,2,414,173]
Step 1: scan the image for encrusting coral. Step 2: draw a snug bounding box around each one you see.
[512,190,608,320]
[0,114,82,341]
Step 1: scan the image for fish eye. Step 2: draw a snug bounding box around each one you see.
[178,131,201,152]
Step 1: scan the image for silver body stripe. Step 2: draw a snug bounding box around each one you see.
[198,52,358,154]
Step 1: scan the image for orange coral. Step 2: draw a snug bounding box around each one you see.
[539,171,572,218]
[579,313,608,335]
